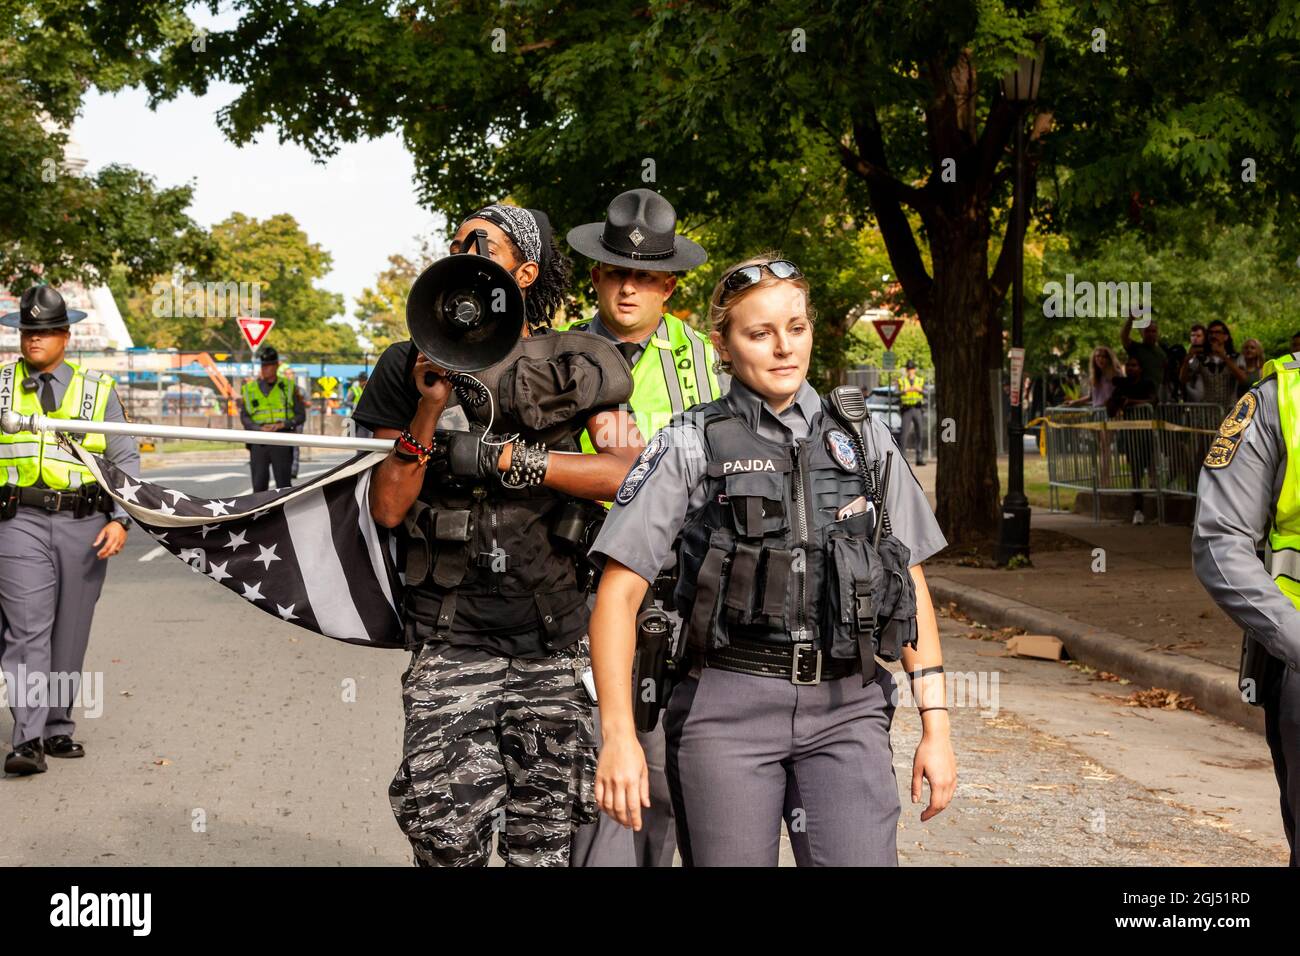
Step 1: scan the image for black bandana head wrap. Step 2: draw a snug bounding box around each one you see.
[462,203,553,272]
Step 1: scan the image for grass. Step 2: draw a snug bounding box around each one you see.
[996,451,1077,513]
[143,439,242,454]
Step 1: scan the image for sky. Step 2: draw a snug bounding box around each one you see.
[72,80,441,328]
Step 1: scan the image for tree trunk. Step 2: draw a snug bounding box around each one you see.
[921,217,1001,549]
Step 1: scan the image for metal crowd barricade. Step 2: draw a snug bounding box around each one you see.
[1156,402,1225,502]
[1041,402,1223,523]
[1041,405,1106,520]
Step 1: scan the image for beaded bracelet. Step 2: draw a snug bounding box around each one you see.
[396,430,435,466]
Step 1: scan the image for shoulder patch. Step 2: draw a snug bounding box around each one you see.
[1203,392,1258,469]
[825,429,859,472]
[615,429,669,505]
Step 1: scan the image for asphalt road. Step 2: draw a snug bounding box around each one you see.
[0,452,1289,865]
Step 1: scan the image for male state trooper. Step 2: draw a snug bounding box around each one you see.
[560,187,725,866]
[1192,355,1300,866]
[0,286,138,775]
[897,358,927,466]
[239,346,305,492]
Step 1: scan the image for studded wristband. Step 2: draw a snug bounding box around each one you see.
[501,439,548,489]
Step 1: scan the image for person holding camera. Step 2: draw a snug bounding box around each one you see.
[353,204,643,866]
[586,253,954,866]
[0,286,138,775]
[1181,319,1244,415]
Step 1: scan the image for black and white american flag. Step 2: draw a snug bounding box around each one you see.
[74,445,405,648]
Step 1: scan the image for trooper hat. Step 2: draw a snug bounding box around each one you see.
[257,346,280,364]
[566,188,707,272]
[905,358,917,370]
[0,285,87,329]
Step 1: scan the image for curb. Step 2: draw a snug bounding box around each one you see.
[927,576,1263,733]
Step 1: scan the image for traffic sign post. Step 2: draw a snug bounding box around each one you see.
[872,318,903,350]
[316,375,339,398]
[237,316,275,351]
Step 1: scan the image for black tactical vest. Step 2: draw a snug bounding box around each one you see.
[674,391,917,664]
[399,330,631,653]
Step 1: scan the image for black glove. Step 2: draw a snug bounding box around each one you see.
[443,430,501,480]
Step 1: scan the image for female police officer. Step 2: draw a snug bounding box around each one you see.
[354,203,643,866]
[587,253,956,866]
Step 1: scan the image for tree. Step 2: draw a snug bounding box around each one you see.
[146,0,1300,546]
[121,212,356,357]
[0,1,205,289]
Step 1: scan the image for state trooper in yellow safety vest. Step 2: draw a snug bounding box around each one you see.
[0,286,139,776]
[239,345,306,492]
[560,187,726,868]
[896,358,927,467]
[1192,353,1300,866]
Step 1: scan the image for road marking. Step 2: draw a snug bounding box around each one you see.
[136,469,332,561]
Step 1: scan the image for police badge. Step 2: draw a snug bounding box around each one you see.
[1204,392,1257,469]
[826,429,859,473]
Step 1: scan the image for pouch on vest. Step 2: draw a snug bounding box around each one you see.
[683,528,734,652]
[872,534,918,662]
[720,471,790,628]
[823,511,884,662]
[402,502,474,589]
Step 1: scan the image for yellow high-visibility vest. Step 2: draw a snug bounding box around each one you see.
[0,360,112,489]
[899,371,925,407]
[1263,357,1300,608]
[554,314,722,505]
[242,377,294,426]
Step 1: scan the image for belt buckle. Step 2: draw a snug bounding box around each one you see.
[42,490,62,511]
[790,641,822,685]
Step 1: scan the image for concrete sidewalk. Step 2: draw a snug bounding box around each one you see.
[912,462,1259,730]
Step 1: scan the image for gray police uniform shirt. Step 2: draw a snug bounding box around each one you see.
[25,361,140,521]
[590,378,947,586]
[1192,376,1300,671]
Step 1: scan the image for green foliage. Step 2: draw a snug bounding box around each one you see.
[845,321,933,370]
[355,252,430,351]
[0,1,203,289]
[1023,206,1299,372]
[119,213,355,357]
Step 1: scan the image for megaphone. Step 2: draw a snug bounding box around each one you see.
[405,231,526,373]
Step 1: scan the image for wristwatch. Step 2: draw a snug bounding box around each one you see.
[110,515,132,530]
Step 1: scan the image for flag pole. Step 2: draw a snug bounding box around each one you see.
[0,410,394,453]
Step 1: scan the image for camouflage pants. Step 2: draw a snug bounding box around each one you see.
[389,640,599,867]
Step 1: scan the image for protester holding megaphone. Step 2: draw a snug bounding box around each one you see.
[353,203,644,867]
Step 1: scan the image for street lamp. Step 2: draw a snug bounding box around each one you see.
[995,42,1044,566]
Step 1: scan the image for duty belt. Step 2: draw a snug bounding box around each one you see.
[13,485,99,514]
[703,638,859,685]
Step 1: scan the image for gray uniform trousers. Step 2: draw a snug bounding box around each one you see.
[568,712,677,867]
[900,406,926,464]
[1263,652,1300,866]
[663,660,900,867]
[0,507,108,746]
[569,603,680,868]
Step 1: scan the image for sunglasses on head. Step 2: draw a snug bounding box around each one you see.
[720,260,803,302]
